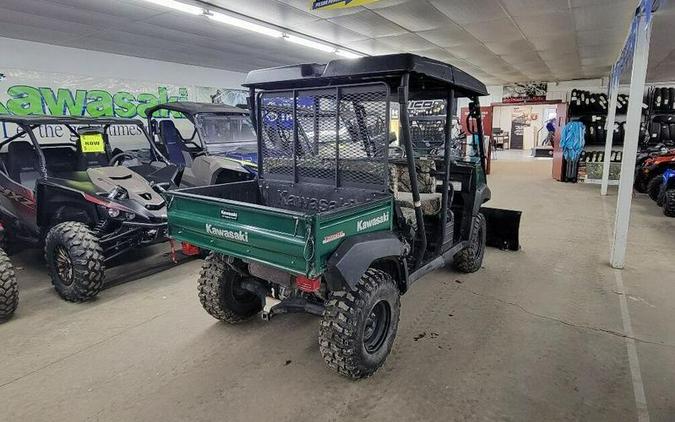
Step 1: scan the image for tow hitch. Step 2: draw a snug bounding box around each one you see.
[240,279,325,321]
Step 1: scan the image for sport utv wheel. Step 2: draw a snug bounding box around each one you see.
[45,222,105,302]
[197,252,262,323]
[664,190,675,217]
[453,212,487,273]
[0,249,18,321]
[319,269,401,379]
[647,175,663,202]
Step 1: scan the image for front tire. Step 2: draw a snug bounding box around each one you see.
[453,213,487,273]
[664,190,675,217]
[197,253,262,323]
[45,222,105,302]
[0,249,18,321]
[319,269,401,379]
[647,175,663,201]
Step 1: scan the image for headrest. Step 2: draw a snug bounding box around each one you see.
[8,141,34,155]
[159,120,179,133]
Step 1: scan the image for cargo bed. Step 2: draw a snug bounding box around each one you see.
[167,180,393,277]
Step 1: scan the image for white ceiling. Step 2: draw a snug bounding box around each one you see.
[0,0,647,85]
[647,0,675,83]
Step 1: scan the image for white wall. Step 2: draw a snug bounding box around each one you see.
[0,37,246,89]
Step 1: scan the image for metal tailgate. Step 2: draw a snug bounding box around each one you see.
[167,191,313,275]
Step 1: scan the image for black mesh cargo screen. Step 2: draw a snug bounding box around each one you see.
[258,83,390,191]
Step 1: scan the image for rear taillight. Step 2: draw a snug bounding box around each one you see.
[181,242,201,256]
[295,276,321,293]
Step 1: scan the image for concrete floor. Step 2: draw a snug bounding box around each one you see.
[1,160,674,422]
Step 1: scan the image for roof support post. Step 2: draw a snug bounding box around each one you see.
[398,73,427,268]
[437,89,455,254]
[611,12,652,269]
[601,86,619,196]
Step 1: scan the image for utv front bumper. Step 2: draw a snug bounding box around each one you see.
[99,221,168,262]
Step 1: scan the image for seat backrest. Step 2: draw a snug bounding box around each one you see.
[389,160,437,194]
[158,120,187,166]
[7,141,39,189]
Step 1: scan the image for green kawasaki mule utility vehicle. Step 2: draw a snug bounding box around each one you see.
[167,54,519,378]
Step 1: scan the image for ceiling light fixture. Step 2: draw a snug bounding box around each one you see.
[208,11,283,38]
[140,0,203,15]
[336,49,364,59]
[140,0,368,59]
[284,35,335,53]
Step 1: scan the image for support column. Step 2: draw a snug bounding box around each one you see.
[611,14,652,269]
[601,86,619,195]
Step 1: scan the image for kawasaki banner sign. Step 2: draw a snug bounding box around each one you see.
[311,0,380,10]
[0,68,246,149]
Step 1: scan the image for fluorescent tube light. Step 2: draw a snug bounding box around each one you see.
[140,0,203,15]
[336,49,364,59]
[208,11,283,38]
[284,35,335,53]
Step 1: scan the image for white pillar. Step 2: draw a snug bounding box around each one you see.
[601,86,619,195]
[611,15,652,269]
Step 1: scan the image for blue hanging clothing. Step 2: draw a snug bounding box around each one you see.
[560,121,586,161]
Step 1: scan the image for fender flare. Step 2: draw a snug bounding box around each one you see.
[465,184,491,240]
[324,231,406,292]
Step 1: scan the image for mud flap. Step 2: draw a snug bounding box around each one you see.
[481,207,521,251]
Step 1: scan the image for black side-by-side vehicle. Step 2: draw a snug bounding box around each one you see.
[0,115,178,302]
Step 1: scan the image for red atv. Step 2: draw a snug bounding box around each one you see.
[634,148,675,200]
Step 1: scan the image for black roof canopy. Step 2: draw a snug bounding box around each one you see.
[0,115,144,126]
[243,53,488,99]
[144,101,248,118]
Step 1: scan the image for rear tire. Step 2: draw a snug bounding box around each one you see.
[664,190,675,217]
[453,213,487,273]
[197,253,262,323]
[634,177,648,193]
[45,222,105,302]
[647,175,663,201]
[319,269,401,379]
[0,249,18,321]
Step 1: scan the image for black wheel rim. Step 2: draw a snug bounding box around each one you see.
[363,301,391,354]
[55,246,74,285]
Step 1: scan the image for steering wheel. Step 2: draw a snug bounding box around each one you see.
[183,140,203,151]
[182,140,208,157]
[109,152,137,167]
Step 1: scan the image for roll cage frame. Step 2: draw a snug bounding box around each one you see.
[144,102,251,154]
[0,115,167,180]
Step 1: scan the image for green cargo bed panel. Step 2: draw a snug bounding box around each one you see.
[169,195,312,275]
[167,181,393,277]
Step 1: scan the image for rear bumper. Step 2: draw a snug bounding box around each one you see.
[100,221,168,261]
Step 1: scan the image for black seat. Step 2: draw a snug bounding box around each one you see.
[7,142,40,190]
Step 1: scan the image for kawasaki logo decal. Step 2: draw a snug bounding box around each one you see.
[322,231,345,245]
[205,224,249,243]
[311,0,380,10]
[220,210,238,220]
[356,211,389,232]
